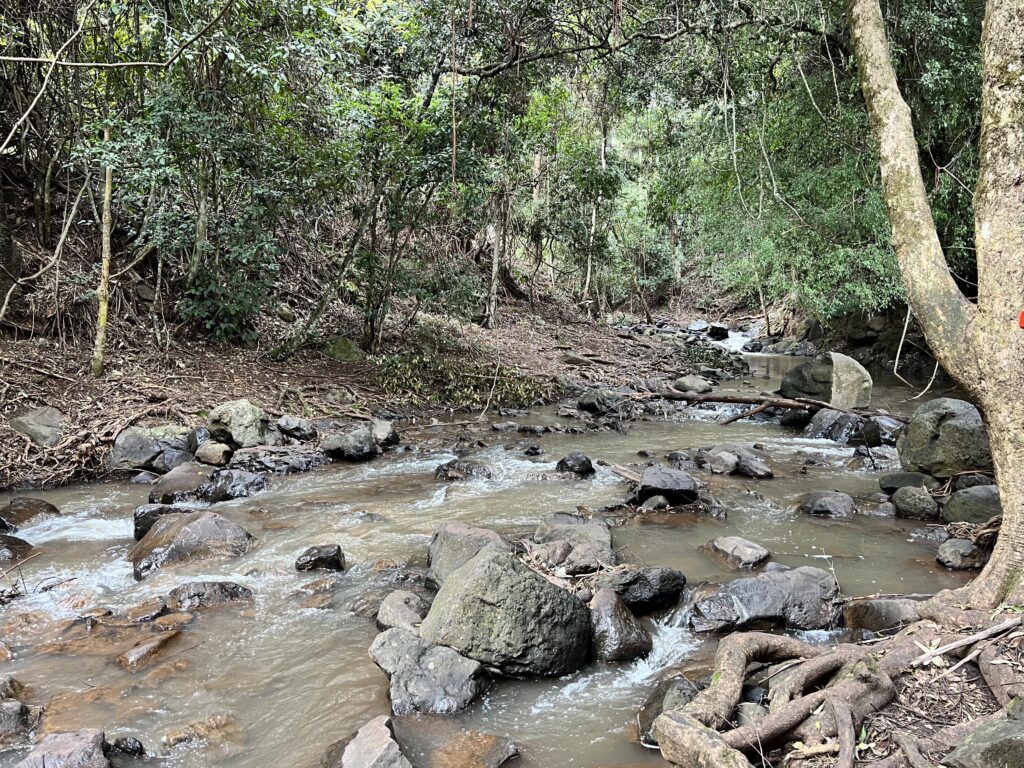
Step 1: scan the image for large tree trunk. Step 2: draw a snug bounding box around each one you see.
[847,0,1024,606]
[0,185,21,302]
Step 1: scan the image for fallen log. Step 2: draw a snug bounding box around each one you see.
[651,391,907,421]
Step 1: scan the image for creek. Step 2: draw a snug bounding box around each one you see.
[0,354,969,767]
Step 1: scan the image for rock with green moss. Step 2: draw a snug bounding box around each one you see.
[322,335,363,362]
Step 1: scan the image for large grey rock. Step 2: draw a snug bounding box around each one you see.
[200,468,266,502]
[689,565,839,632]
[897,398,992,477]
[892,485,939,520]
[377,590,429,631]
[332,716,411,768]
[109,427,162,470]
[673,375,712,394]
[707,451,739,475]
[420,546,591,677]
[426,522,506,587]
[194,440,232,466]
[780,352,872,409]
[10,406,64,447]
[862,415,902,447]
[803,409,865,443]
[369,627,486,715]
[937,538,987,570]
[532,512,613,575]
[295,544,345,572]
[942,485,1002,524]
[555,451,595,477]
[208,399,279,448]
[943,700,1023,768]
[588,587,652,662]
[229,444,328,474]
[736,455,773,479]
[797,490,856,517]
[371,419,400,449]
[132,503,189,541]
[704,536,770,569]
[276,415,317,442]
[577,388,623,415]
[322,426,379,462]
[128,510,255,580]
[636,465,700,505]
[148,462,215,504]
[14,729,110,768]
[590,566,686,614]
[843,598,920,631]
[879,471,940,495]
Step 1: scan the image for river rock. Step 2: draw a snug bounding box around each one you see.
[132,503,191,541]
[296,544,345,572]
[843,598,921,631]
[637,675,703,746]
[555,451,595,477]
[862,415,902,447]
[426,522,507,587]
[703,536,770,569]
[403,727,518,768]
[10,406,65,448]
[577,388,623,415]
[149,447,194,474]
[689,565,839,632]
[369,627,486,715]
[434,459,491,482]
[14,729,111,768]
[128,510,255,580]
[420,546,591,677]
[186,426,211,454]
[954,473,995,491]
[879,471,940,495]
[590,565,686,613]
[322,426,379,462]
[780,352,872,409]
[942,698,1023,768]
[0,697,32,744]
[200,469,266,502]
[377,590,429,631]
[209,399,280,448]
[736,455,773,479]
[371,419,400,449]
[194,440,232,466]
[2,497,60,525]
[803,409,865,443]
[937,538,987,570]
[673,375,712,394]
[797,490,856,517]
[892,485,939,520]
[277,415,317,442]
[117,631,180,669]
[707,450,739,475]
[148,462,215,504]
[897,398,992,477]
[533,512,613,575]
[109,427,163,470]
[330,715,411,768]
[167,581,253,611]
[942,485,1002,524]
[588,587,652,662]
[229,444,328,474]
[707,324,730,341]
[635,465,700,506]
[0,536,33,562]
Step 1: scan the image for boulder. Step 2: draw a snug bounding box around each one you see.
[149,448,194,474]
[689,565,839,632]
[588,587,652,662]
[943,699,1023,768]
[707,324,730,341]
[673,375,712,394]
[736,455,773,479]
[590,566,686,614]
[200,469,266,502]
[419,546,591,677]
[0,535,34,562]
[879,471,940,495]
[954,473,995,491]
[128,510,255,580]
[703,536,770,569]
[897,398,992,477]
[148,462,215,504]
[377,590,429,631]
[109,427,162,470]
[636,465,701,506]
[687,320,710,333]
[186,427,210,454]
[942,485,1002,524]
[892,485,939,520]
[295,544,345,572]
[937,538,987,570]
[331,715,411,768]
[555,451,595,477]
[434,459,491,482]
[862,415,903,447]
[166,581,253,611]
[276,415,317,442]
[132,503,189,541]
[707,451,739,475]
[843,598,920,631]
[208,399,279,448]
[2,497,60,525]
[13,729,111,768]
[803,409,865,443]
[780,352,872,409]
[229,445,328,474]
[9,406,64,447]
[368,627,486,715]
[532,512,614,575]
[371,419,400,449]
[194,441,232,466]
[322,426,378,462]
[577,388,623,415]
[797,490,856,517]
[427,522,507,587]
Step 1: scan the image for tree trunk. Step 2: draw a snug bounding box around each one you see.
[847,0,1024,606]
[0,184,21,302]
[90,127,114,378]
[482,194,504,329]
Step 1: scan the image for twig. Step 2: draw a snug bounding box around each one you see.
[911,617,1022,667]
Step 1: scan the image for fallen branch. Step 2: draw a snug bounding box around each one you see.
[910,616,1021,667]
[652,391,905,421]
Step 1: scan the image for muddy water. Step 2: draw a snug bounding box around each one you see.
[0,356,968,767]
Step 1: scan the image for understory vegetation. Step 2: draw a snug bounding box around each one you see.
[1,0,982,363]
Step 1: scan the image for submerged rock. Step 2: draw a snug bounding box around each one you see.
[426,522,506,587]
[420,546,591,677]
[434,459,492,482]
[689,565,839,632]
[703,536,770,569]
[369,627,486,715]
[0,535,33,562]
[295,544,346,572]
[128,510,255,580]
[13,729,111,768]
[588,587,652,662]
[116,631,180,669]
[589,565,686,614]
[797,490,856,517]
[2,497,60,525]
[942,485,1002,524]
[897,398,992,477]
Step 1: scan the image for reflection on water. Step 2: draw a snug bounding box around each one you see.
[0,355,967,767]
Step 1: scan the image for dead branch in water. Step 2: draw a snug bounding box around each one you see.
[649,390,907,421]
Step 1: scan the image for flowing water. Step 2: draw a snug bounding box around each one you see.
[0,355,969,767]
